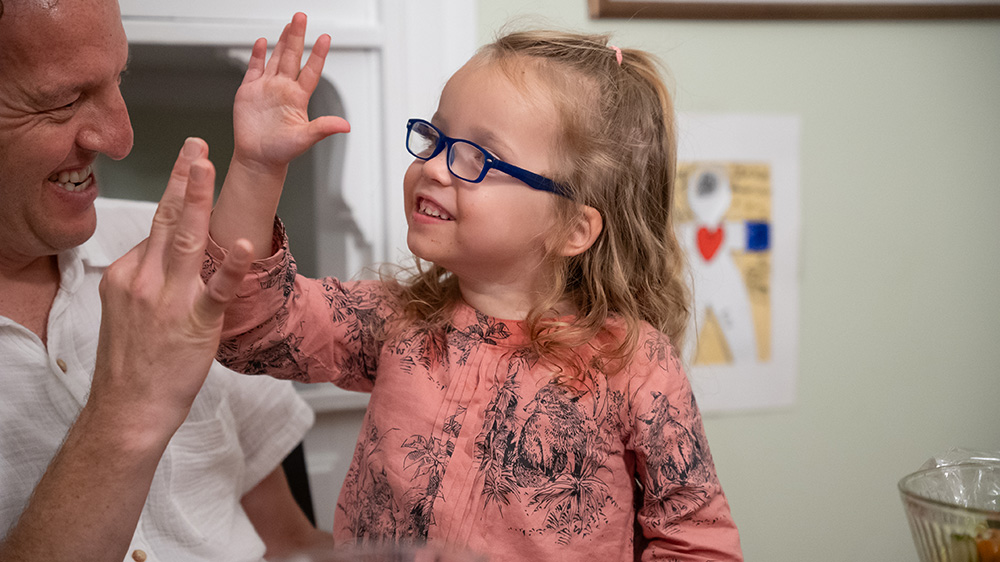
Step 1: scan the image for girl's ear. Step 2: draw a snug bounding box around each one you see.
[560,205,603,257]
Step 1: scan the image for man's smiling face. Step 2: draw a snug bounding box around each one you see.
[0,0,133,264]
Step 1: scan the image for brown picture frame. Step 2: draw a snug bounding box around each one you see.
[589,0,1000,19]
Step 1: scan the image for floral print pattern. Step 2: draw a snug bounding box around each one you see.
[207,232,742,562]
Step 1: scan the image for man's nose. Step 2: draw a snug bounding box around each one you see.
[76,87,134,160]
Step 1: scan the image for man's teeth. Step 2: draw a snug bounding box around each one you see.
[418,200,453,220]
[49,165,94,192]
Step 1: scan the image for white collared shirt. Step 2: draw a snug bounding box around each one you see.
[0,198,314,562]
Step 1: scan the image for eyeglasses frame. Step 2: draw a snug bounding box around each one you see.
[406,118,569,198]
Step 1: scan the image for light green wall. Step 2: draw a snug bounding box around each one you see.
[478,2,1000,560]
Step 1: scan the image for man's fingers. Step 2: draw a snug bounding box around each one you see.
[197,239,254,323]
[165,159,216,287]
[97,238,146,306]
[147,138,208,264]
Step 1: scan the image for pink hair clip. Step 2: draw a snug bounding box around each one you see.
[610,45,623,66]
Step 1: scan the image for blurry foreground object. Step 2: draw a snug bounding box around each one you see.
[899,449,1000,562]
[272,543,489,562]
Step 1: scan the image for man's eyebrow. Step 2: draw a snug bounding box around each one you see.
[32,83,79,106]
[33,61,129,107]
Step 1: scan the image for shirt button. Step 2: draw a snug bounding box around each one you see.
[131,550,147,562]
[56,359,68,373]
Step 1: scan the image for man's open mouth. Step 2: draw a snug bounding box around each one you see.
[48,165,94,192]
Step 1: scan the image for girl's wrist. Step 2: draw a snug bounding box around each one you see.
[229,153,290,183]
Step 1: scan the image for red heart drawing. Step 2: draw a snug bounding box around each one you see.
[697,227,724,261]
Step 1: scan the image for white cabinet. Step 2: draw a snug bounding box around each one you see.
[120,0,379,25]
[120,0,475,273]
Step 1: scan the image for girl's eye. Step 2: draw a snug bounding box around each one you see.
[415,134,437,158]
[471,148,486,168]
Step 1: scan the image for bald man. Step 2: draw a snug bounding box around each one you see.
[0,1,332,560]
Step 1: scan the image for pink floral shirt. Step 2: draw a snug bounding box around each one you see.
[206,228,742,562]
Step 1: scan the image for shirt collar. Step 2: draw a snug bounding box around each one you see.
[54,223,118,298]
[75,228,117,269]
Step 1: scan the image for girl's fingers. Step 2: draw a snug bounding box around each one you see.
[310,115,352,139]
[276,12,308,78]
[297,33,330,94]
[264,23,292,76]
[242,37,268,84]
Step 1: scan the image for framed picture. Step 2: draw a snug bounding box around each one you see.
[673,113,800,413]
[589,0,1000,19]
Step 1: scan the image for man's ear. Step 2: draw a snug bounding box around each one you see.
[560,205,603,257]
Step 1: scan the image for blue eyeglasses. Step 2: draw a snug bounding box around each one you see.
[405,118,568,198]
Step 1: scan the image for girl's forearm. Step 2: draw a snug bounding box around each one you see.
[211,157,289,259]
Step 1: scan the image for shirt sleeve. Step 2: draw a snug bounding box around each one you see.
[627,329,744,561]
[203,219,399,392]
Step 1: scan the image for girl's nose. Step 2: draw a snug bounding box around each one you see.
[421,148,453,186]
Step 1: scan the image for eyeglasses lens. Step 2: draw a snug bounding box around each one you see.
[448,142,487,182]
[407,121,488,183]
[408,123,439,159]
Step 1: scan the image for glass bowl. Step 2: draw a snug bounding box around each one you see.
[899,462,1000,562]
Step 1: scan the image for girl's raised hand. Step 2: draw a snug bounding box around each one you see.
[232,12,350,173]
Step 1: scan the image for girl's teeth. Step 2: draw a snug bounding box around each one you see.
[418,200,453,220]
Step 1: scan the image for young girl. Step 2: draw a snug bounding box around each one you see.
[208,13,743,561]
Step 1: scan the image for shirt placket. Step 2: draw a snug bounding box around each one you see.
[431,339,498,546]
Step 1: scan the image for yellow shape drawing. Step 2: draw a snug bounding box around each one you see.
[693,308,731,365]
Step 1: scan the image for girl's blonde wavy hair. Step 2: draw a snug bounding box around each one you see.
[389,29,690,379]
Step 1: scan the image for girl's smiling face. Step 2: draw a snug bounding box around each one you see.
[403,57,565,311]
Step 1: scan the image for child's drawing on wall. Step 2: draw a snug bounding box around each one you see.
[676,163,771,366]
